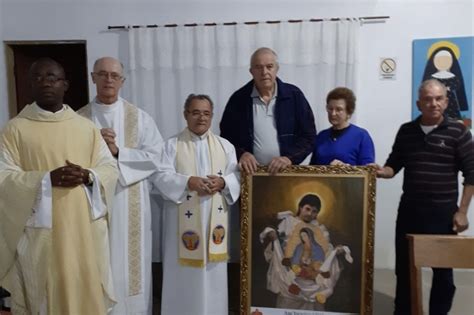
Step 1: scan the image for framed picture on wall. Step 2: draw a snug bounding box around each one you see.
[240,166,376,315]
[412,36,473,128]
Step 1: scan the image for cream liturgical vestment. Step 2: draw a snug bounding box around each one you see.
[0,103,118,315]
[152,128,240,315]
[78,98,163,315]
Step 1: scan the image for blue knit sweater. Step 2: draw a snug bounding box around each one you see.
[310,124,375,165]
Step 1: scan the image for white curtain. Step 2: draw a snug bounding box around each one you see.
[125,20,360,140]
[125,20,360,262]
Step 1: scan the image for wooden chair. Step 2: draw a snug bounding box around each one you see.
[407,234,474,315]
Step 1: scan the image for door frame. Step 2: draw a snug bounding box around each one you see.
[4,40,89,117]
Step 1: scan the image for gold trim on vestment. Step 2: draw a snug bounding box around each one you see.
[124,102,142,296]
[78,102,143,296]
[208,253,229,262]
[179,258,206,268]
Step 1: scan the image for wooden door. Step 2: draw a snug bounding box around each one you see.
[5,41,89,114]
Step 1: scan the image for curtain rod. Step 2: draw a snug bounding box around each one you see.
[107,16,389,30]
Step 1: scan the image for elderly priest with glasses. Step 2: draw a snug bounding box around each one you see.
[151,94,240,315]
[77,56,163,315]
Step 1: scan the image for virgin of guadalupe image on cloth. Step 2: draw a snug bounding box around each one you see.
[413,37,473,127]
[259,194,353,312]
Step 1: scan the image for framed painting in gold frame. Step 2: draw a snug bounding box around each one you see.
[240,165,376,315]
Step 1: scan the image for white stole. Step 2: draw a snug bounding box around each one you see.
[176,128,228,267]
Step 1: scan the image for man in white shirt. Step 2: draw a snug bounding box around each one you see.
[78,56,163,315]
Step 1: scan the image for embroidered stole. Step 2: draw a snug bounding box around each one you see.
[176,128,228,267]
[123,103,142,296]
[77,101,142,296]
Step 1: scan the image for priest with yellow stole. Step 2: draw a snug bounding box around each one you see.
[152,94,240,315]
[0,58,118,314]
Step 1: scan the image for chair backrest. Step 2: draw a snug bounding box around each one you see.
[407,234,474,315]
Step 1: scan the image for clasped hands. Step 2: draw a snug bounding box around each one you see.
[188,175,225,196]
[50,160,90,187]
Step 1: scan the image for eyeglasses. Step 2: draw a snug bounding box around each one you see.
[32,75,66,84]
[326,107,346,114]
[187,110,212,118]
[93,71,124,81]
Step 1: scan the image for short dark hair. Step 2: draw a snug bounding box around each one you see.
[326,87,356,115]
[297,194,321,215]
[29,57,65,79]
[184,94,214,111]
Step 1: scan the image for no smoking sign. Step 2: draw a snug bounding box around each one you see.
[379,57,397,80]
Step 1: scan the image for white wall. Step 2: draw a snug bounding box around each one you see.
[1,0,473,269]
[356,1,473,268]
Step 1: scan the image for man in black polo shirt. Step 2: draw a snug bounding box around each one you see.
[376,79,474,315]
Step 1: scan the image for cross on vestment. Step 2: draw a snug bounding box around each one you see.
[218,205,223,213]
[185,210,193,218]
[217,170,223,176]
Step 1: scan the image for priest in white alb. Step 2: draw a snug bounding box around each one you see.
[77,57,163,315]
[152,94,240,315]
[0,58,118,314]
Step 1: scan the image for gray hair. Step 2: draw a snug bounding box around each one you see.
[250,47,279,68]
[418,79,447,99]
[184,94,214,111]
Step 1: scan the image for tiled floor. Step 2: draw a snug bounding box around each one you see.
[152,267,474,314]
[153,266,474,314]
[2,268,472,314]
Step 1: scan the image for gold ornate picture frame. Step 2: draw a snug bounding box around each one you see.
[240,165,376,315]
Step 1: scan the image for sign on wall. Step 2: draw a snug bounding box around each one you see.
[412,36,473,128]
[379,57,397,80]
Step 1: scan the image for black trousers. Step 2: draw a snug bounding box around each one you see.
[394,199,456,315]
